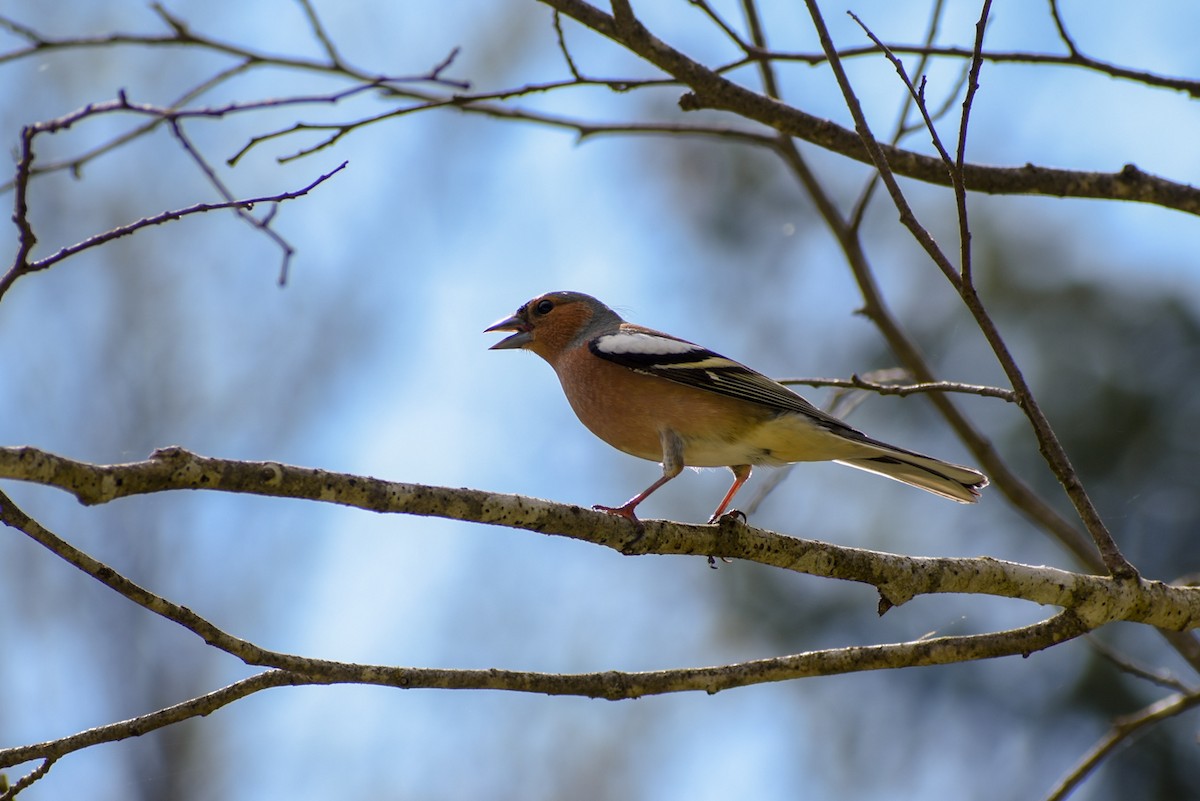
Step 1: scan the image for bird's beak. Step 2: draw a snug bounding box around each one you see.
[484,314,533,350]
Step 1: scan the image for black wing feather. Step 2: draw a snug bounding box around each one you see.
[589,332,863,437]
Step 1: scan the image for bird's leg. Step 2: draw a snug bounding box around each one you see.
[708,464,752,524]
[594,429,684,523]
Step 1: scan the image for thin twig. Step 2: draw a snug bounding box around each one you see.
[7,9,1196,98]
[1086,635,1194,694]
[728,43,1200,99]
[0,60,256,194]
[1,156,346,303]
[0,673,297,776]
[427,46,467,87]
[845,13,959,285]
[1044,690,1200,801]
[295,0,345,68]
[778,375,1017,402]
[809,0,1137,579]
[1048,0,1080,58]
[952,0,991,285]
[169,119,298,284]
[690,0,752,53]
[5,7,1200,210]
[0,757,56,801]
[739,0,777,97]
[849,0,949,232]
[553,11,583,80]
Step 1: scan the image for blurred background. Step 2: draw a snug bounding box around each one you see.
[1,1,1199,799]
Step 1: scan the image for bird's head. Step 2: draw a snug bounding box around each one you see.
[485,291,620,360]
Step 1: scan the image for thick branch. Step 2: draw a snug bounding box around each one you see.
[1,446,1197,630]
[0,480,1092,771]
[0,610,1087,771]
[543,0,1200,216]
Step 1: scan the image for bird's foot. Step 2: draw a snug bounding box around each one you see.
[594,502,643,526]
[594,503,646,552]
[707,508,747,525]
[706,509,744,567]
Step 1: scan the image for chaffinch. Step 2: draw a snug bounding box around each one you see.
[486,291,988,524]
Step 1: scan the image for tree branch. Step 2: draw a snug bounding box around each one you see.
[803,0,1136,579]
[740,44,1200,99]
[1044,689,1200,801]
[538,0,1200,217]
[0,476,1098,780]
[0,610,1088,774]
[0,673,295,774]
[7,6,1199,215]
[0,757,56,801]
[777,375,1017,403]
[3,122,346,304]
[1,446,1197,629]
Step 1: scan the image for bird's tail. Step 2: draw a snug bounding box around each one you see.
[835,442,988,503]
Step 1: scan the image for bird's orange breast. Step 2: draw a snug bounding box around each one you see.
[551,345,776,466]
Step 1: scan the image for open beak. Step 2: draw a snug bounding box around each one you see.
[484,314,533,350]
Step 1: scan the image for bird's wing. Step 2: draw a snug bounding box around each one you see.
[589,327,860,435]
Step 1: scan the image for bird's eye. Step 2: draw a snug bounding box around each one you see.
[534,299,554,315]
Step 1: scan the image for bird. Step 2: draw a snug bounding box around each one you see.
[485,290,988,524]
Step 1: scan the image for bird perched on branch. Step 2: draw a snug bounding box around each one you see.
[486,291,987,524]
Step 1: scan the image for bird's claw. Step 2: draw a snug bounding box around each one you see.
[707,508,747,525]
[593,503,643,527]
[706,509,743,567]
[594,503,646,552]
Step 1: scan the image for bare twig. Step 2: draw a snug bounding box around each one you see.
[553,11,583,80]
[849,0,950,231]
[0,758,56,801]
[778,375,1017,402]
[806,0,1136,579]
[738,0,777,98]
[8,8,1196,99]
[295,0,346,68]
[1048,0,1080,58]
[952,0,992,284]
[728,43,1200,99]
[10,126,37,277]
[6,7,1199,212]
[1087,636,1194,694]
[1044,690,1200,801]
[0,673,297,777]
[0,60,257,195]
[690,0,752,53]
[168,119,298,284]
[2,142,346,303]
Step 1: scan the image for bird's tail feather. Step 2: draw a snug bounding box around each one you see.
[835,444,988,504]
